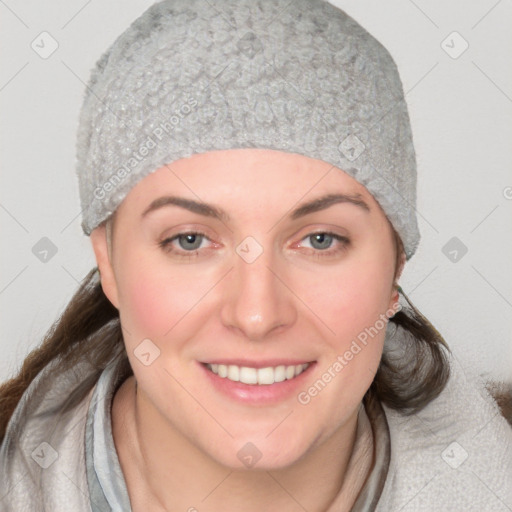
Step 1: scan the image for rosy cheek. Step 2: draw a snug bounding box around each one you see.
[118,264,213,343]
[133,284,167,336]
[116,266,173,340]
[314,272,389,349]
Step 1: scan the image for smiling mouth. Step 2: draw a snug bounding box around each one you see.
[204,362,311,385]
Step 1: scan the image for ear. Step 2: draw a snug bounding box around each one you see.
[90,223,120,308]
[389,248,406,308]
[395,249,406,284]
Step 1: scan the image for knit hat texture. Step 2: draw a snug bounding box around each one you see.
[76,0,420,259]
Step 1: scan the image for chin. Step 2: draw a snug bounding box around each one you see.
[203,431,315,472]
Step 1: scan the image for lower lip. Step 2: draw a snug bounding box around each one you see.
[199,362,316,405]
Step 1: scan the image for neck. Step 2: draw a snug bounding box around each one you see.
[112,376,362,512]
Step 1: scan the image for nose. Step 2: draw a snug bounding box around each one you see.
[220,248,297,341]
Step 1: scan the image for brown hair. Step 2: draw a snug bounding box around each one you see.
[0,228,474,441]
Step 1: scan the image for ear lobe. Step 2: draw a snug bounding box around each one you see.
[90,224,119,308]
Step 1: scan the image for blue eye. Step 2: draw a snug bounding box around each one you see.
[309,233,334,250]
[175,233,204,251]
[158,231,350,260]
[159,232,209,256]
[300,232,350,258]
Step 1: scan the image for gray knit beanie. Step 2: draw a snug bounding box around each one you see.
[76,0,420,260]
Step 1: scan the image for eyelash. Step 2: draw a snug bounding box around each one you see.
[158,231,351,260]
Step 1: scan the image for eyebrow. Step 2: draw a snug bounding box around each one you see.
[141,192,370,222]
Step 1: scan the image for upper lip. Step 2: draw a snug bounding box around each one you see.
[201,359,315,369]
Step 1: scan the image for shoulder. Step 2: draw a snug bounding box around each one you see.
[0,356,101,511]
[376,356,512,511]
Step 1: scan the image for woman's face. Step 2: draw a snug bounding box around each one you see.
[92,148,402,469]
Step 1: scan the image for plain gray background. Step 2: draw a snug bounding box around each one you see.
[1,0,511,383]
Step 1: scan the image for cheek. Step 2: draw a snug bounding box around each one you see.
[295,257,392,395]
[127,278,169,335]
[115,257,220,345]
[301,270,390,414]
[306,264,392,337]
[115,258,185,340]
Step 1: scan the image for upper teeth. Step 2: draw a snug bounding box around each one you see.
[207,363,309,385]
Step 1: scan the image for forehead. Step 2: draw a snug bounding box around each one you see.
[124,148,375,203]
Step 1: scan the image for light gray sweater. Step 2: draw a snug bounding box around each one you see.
[1,350,511,511]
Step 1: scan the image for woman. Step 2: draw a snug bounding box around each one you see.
[1,0,511,510]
